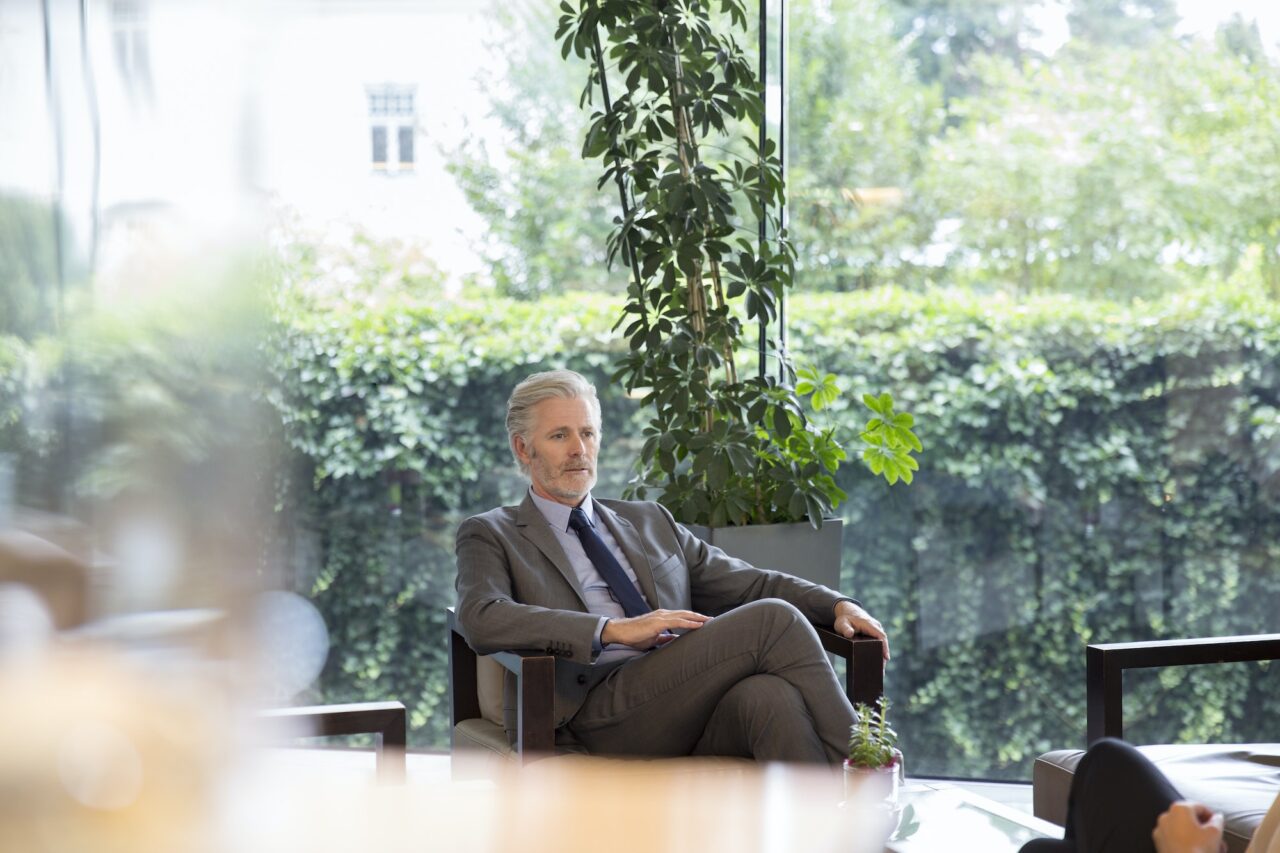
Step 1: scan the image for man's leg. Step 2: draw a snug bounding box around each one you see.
[566,598,854,764]
[691,674,827,762]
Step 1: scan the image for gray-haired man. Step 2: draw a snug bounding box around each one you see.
[455,369,889,764]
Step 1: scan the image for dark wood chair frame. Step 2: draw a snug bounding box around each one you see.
[1086,633,1280,744]
[259,700,408,782]
[447,605,885,763]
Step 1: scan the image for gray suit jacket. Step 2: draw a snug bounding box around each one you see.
[454,493,848,729]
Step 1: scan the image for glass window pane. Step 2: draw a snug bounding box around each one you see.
[370,125,386,164]
[787,0,1280,780]
[397,126,413,165]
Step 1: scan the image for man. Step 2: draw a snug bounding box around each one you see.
[455,369,889,764]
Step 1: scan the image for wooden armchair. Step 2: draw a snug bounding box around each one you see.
[259,700,408,783]
[446,606,885,773]
[1033,633,1280,853]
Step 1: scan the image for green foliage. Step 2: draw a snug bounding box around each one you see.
[1067,0,1177,48]
[919,38,1280,297]
[444,2,625,299]
[447,2,1280,305]
[885,0,1045,101]
[0,194,65,338]
[0,335,28,453]
[790,282,1280,778]
[556,0,918,528]
[786,0,943,290]
[848,697,898,768]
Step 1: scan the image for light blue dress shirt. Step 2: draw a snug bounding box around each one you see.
[528,489,648,664]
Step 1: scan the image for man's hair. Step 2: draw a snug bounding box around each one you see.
[506,369,602,477]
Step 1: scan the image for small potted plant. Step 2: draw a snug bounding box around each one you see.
[845,697,902,805]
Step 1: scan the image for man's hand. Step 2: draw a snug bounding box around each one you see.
[834,600,890,661]
[602,609,710,650]
[1152,801,1226,853]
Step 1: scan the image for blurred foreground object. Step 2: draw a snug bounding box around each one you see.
[0,650,225,853]
[229,757,896,853]
[0,529,87,631]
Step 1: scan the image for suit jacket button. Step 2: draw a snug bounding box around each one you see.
[577,674,588,685]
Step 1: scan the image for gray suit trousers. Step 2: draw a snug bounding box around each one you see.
[566,598,855,764]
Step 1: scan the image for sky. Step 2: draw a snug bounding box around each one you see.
[1031,0,1280,56]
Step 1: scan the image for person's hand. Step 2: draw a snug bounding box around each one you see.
[601,609,710,650]
[1152,801,1226,853]
[834,600,890,661]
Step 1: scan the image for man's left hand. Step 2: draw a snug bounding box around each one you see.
[834,600,890,661]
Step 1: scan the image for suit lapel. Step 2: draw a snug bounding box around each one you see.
[515,493,589,609]
[594,501,661,610]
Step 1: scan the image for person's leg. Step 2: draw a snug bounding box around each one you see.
[1019,841,1075,853]
[566,598,854,764]
[690,673,827,762]
[1020,738,1182,853]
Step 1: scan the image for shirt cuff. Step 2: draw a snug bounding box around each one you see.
[592,616,609,654]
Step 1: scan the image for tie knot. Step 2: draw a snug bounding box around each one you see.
[568,507,591,533]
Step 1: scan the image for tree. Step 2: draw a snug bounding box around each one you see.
[886,0,1046,101]
[917,36,1280,298]
[1067,0,1178,48]
[445,1,626,298]
[786,0,943,290]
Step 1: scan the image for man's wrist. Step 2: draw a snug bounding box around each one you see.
[834,597,862,617]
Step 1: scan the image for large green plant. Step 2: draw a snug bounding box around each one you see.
[556,0,920,527]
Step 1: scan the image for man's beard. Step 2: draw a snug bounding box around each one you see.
[531,453,596,501]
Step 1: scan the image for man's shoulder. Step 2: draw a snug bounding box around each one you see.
[458,504,522,534]
[595,498,675,526]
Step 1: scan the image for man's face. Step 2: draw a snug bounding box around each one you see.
[514,396,600,507]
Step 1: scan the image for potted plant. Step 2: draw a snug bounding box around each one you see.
[845,697,903,805]
[555,1,921,584]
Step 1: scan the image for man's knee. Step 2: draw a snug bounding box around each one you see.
[728,597,805,628]
[722,674,807,719]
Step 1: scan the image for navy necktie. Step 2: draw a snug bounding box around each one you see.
[568,507,651,618]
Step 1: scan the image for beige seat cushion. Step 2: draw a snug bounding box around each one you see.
[476,655,506,728]
[1034,744,1280,853]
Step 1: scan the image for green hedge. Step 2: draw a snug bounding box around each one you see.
[791,286,1280,775]
[268,283,1280,776]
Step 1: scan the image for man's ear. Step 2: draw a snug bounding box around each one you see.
[512,433,531,466]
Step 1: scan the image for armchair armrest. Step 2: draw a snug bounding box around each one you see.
[259,700,407,782]
[815,625,886,707]
[447,607,555,760]
[1086,633,1280,744]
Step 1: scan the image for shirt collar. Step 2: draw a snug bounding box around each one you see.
[528,487,595,533]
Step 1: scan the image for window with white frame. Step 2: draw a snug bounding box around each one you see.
[366,84,416,173]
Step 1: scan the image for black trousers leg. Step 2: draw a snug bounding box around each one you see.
[1020,738,1182,853]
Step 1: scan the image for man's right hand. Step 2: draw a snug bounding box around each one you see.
[602,609,710,649]
[1152,801,1226,853]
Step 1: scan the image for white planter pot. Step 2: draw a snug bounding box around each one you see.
[842,749,903,806]
[840,751,906,851]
